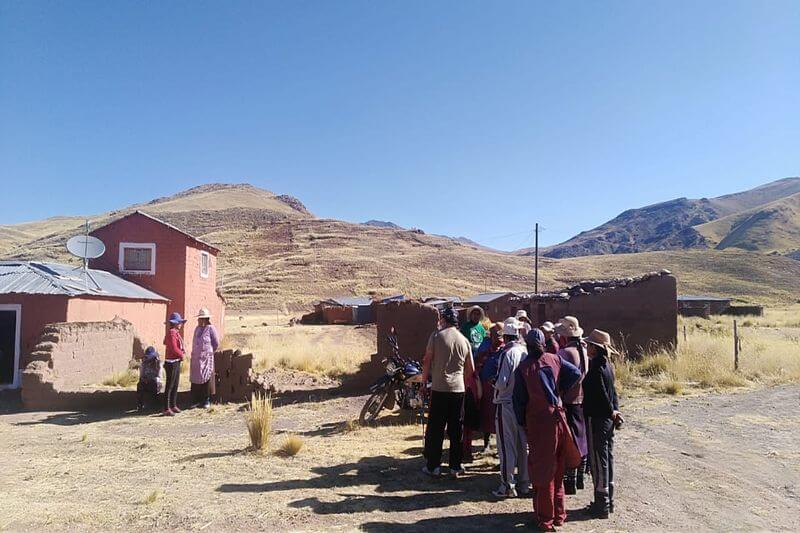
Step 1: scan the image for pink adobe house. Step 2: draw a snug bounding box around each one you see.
[89,211,226,336]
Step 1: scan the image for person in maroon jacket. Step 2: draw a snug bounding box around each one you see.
[163,312,187,416]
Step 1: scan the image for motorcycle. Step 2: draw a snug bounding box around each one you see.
[359,331,428,425]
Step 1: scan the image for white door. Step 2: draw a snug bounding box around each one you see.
[0,304,22,389]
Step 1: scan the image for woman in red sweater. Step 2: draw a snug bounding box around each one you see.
[163,312,187,416]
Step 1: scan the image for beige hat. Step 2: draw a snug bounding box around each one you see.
[540,321,555,333]
[502,317,521,336]
[196,308,212,319]
[467,305,485,321]
[515,310,528,319]
[585,329,617,354]
[557,316,583,337]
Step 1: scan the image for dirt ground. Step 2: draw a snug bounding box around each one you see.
[1,384,798,532]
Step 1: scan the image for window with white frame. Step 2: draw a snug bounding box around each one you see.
[200,251,210,278]
[119,243,156,274]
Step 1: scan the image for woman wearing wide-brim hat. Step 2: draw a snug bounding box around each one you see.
[190,308,221,409]
[582,329,624,519]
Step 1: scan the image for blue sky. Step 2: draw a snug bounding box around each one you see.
[1,1,799,250]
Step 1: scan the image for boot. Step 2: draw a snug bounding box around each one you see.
[576,457,586,490]
[609,482,615,513]
[563,469,577,495]
[590,492,610,519]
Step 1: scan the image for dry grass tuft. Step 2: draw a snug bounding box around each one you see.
[80,432,88,443]
[101,370,138,388]
[245,394,273,453]
[141,490,161,505]
[277,434,305,457]
[654,380,683,395]
[343,419,361,433]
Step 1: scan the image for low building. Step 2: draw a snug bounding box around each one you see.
[512,271,678,357]
[677,295,733,317]
[89,211,225,334]
[463,292,516,321]
[0,261,168,390]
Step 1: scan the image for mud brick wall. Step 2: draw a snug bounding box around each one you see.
[564,274,678,357]
[21,319,137,409]
[376,300,440,360]
[214,349,254,403]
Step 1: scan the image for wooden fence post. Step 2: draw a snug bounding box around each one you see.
[733,320,739,371]
[683,325,687,343]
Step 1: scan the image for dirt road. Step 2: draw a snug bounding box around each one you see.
[1,385,798,531]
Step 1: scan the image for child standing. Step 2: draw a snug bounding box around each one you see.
[137,346,162,412]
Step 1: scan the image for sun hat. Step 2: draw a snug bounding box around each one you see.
[540,321,555,333]
[467,305,485,321]
[515,310,528,320]
[584,329,618,354]
[167,312,187,325]
[502,317,521,336]
[196,308,212,319]
[556,316,584,337]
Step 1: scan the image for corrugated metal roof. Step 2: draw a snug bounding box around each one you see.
[464,292,514,303]
[324,296,373,307]
[0,262,168,301]
[678,295,732,302]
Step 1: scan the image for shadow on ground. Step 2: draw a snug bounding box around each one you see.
[218,449,506,517]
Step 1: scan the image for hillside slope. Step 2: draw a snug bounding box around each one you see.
[695,192,800,254]
[541,177,800,258]
[2,183,799,309]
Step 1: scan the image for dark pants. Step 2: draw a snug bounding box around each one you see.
[191,381,212,406]
[137,380,158,411]
[163,361,181,410]
[564,403,587,493]
[424,390,464,470]
[586,416,615,507]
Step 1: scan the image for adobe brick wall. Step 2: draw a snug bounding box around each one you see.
[376,300,440,360]
[0,294,69,361]
[66,297,167,349]
[21,319,137,409]
[184,245,226,336]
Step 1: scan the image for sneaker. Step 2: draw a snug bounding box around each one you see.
[517,484,532,497]
[202,401,211,409]
[422,466,441,477]
[162,409,174,417]
[451,466,466,478]
[171,406,182,413]
[492,484,517,498]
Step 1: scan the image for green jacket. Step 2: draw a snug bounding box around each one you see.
[461,322,486,353]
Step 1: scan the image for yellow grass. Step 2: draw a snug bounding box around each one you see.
[101,370,139,388]
[619,316,800,392]
[222,316,376,377]
[141,490,161,505]
[277,434,305,457]
[245,394,273,453]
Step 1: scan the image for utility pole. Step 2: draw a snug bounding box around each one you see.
[534,223,539,293]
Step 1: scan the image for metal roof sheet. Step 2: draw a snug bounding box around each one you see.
[0,261,169,301]
[678,295,733,302]
[324,296,373,307]
[463,292,514,303]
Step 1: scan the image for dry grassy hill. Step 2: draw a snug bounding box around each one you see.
[696,192,800,254]
[2,184,799,309]
[540,177,800,258]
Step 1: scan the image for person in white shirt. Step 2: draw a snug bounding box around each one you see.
[492,318,531,498]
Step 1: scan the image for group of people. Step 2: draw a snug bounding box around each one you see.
[421,305,623,531]
[136,307,221,416]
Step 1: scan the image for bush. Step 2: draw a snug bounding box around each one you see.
[101,370,138,388]
[245,394,273,453]
[655,380,683,395]
[278,434,304,457]
[635,354,672,377]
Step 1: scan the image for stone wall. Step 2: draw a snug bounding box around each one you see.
[21,318,138,409]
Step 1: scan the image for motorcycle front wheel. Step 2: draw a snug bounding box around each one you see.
[359,388,390,425]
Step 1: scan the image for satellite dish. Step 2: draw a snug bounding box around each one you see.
[67,235,106,259]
